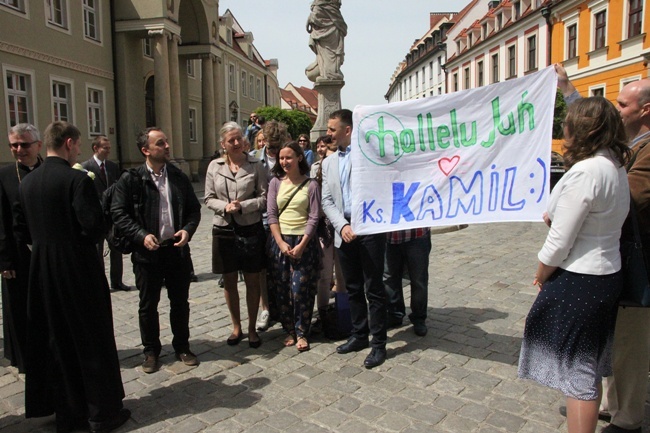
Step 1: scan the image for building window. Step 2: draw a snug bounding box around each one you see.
[591,87,605,97]
[567,24,577,58]
[477,61,484,87]
[143,39,152,58]
[422,67,425,88]
[628,0,643,38]
[496,13,502,29]
[415,71,419,93]
[429,61,433,86]
[513,1,521,19]
[527,35,537,71]
[256,78,262,101]
[464,67,470,89]
[507,45,516,78]
[188,108,197,142]
[249,75,254,99]
[228,64,235,91]
[83,0,99,41]
[2,0,25,12]
[5,70,33,126]
[453,73,458,92]
[491,53,499,83]
[87,87,104,135]
[594,10,607,49]
[52,81,72,122]
[47,0,68,29]
[241,70,247,96]
[187,60,195,77]
[409,76,412,96]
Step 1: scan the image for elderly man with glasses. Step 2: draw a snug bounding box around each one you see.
[0,123,42,373]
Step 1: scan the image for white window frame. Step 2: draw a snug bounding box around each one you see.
[249,75,254,99]
[143,39,152,58]
[50,75,75,123]
[82,0,101,44]
[241,70,247,96]
[624,0,644,39]
[187,59,195,78]
[86,84,105,137]
[188,107,197,142]
[621,76,641,91]
[45,0,70,33]
[1,0,28,18]
[4,65,36,128]
[507,43,517,78]
[589,85,605,97]
[228,63,235,92]
[526,32,538,72]
[590,0,608,50]
[256,78,262,101]
[565,18,578,60]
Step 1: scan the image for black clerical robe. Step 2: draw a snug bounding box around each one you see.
[16,156,124,420]
[0,160,40,373]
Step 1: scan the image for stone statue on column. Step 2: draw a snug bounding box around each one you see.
[306,0,347,141]
[305,0,347,82]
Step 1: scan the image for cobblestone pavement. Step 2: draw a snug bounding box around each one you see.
[1,188,648,432]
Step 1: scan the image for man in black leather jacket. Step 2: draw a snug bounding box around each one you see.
[111,127,201,374]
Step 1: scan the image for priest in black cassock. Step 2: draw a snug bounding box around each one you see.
[15,121,129,433]
[0,123,42,373]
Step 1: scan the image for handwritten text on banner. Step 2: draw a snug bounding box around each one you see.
[350,66,558,235]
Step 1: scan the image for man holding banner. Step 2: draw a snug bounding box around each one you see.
[321,109,388,369]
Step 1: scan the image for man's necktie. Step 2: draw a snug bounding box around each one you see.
[99,162,107,185]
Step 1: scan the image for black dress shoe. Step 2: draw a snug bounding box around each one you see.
[111,282,131,292]
[364,347,387,369]
[190,273,198,283]
[336,337,369,354]
[227,332,243,346]
[89,408,131,433]
[600,425,641,433]
[413,323,427,336]
[56,414,87,433]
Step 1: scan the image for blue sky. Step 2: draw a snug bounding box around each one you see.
[219,0,472,109]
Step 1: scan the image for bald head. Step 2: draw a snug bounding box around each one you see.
[617,79,650,140]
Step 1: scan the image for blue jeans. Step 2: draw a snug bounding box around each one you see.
[337,233,387,348]
[384,234,431,325]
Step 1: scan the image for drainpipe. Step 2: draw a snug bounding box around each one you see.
[109,0,124,169]
[541,2,554,67]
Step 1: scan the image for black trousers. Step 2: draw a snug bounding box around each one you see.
[134,246,191,356]
[96,239,123,287]
[336,233,387,348]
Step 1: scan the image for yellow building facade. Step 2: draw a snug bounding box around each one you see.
[551,0,650,101]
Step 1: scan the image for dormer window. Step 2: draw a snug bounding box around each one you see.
[513,1,521,19]
[497,13,502,29]
[226,30,232,46]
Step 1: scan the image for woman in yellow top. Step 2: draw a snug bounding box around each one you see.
[267,141,321,352]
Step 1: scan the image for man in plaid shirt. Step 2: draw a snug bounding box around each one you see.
[384,227,432,336]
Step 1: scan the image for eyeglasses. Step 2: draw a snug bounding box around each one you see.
[298,139,308,143]
[9,140,37,149]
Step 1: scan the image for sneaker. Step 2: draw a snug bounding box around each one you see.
[142,355,160,374]
[256,310,270,330]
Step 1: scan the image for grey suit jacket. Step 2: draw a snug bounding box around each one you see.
[321,150,349,248]
[81,157,120,198]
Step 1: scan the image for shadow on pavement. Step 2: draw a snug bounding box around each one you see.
[391,306,521,365]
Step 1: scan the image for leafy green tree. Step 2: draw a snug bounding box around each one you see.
[553,90,567,140]
[254,106,313,140]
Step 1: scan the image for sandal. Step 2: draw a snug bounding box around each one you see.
[296,336,310,352]
[283,334,297,347]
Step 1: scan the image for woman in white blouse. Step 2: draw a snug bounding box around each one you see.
[518,97,631,433]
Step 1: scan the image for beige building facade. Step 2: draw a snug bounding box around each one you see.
[0,0,280,178]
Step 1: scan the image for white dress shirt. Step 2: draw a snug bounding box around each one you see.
[538,149,630,275]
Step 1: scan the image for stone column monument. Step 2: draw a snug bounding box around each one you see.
[305,0,347,141]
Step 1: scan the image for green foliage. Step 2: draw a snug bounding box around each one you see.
[553,90,567,140]
[254,106,313,140]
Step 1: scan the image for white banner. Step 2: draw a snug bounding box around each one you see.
[350,66,558,235]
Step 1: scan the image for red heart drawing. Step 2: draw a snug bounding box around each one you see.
[438,156,460,176]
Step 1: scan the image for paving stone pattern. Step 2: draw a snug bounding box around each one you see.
[1,186,649,432]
